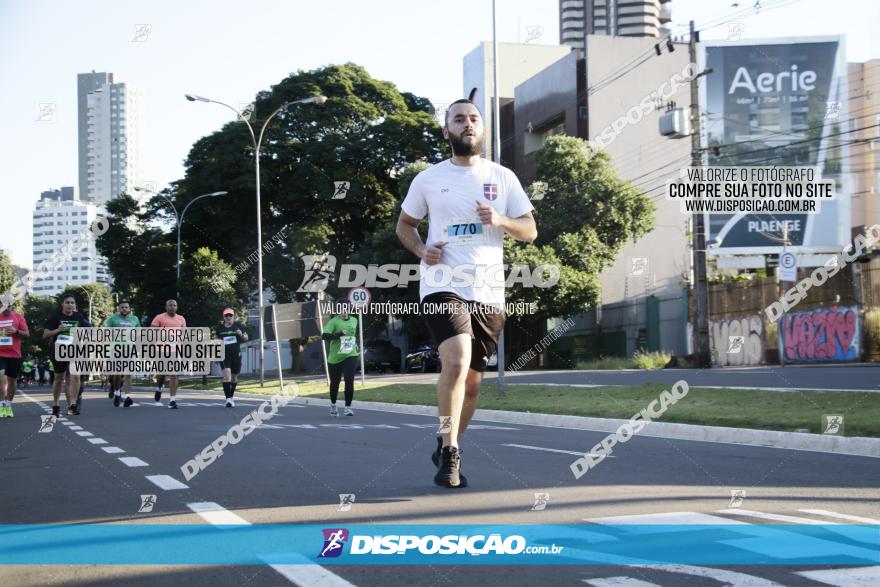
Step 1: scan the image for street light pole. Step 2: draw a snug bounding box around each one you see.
[80,287,96,324]
[185,93,327,386]
[135,187,227,298]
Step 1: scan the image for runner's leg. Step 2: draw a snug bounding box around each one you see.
[436,334,471,449]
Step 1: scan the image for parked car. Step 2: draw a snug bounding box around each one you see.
[405,344,441,373]
[364,339,402,373]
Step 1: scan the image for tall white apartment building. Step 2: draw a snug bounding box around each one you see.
[83,79,144,205]
[31,187,110,296]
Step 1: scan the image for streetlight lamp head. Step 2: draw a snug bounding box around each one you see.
[185,94,210,102]
[314,95,328,105]
[209,191,228,197]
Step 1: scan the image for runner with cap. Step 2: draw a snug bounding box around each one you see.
[215,308,248,408]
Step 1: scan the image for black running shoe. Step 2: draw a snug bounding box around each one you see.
[52,405,60,418]
[123,396,133,408]
[434,446,464,488]
[431,436,442,467]
[169,400,178,409]
[108,389,115,399]
[154,391,162,403]
[113,394,121,407]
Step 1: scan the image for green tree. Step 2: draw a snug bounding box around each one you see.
[173,62,447,304]
[21,295,56,359]
[59,283,115,325]
[177,247,238,328]
[0,251,17,311]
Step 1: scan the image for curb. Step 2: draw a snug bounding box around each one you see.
[288,396,880,459]
[132,386,880,459]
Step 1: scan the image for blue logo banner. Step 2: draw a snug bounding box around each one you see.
[0,524,877,565]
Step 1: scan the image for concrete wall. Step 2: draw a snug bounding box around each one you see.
[586,34,692,305]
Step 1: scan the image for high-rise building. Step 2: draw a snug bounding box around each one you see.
[77,72,113,200]
[560,0,673,49]
[81,75,144,205]
[31,188,110,296]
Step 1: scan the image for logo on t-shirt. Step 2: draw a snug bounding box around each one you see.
[483,183,498,201]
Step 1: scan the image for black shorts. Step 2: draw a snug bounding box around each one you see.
[421,292,505,372]
[220,353,242,375]
[53,361,70,374]
[0,357,22,379]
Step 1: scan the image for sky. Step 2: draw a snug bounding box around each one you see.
[1,0,877,269]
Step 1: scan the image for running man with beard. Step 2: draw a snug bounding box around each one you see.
[104,300,140,408]
[150,299,186,409]
[396,99,537,488]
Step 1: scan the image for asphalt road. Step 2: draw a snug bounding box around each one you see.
[1,384,878,586]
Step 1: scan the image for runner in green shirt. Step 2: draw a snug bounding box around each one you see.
[321,301,359,416]
[104,300,140,407]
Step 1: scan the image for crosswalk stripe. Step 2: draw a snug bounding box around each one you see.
[795,566,880,586]
[717,509,838,525]
[119,457,149,467]
[187,502,250,526]
[87,438,107,445]
[798,509,880,524]
[583,577,661,586]
[102,447,125,454]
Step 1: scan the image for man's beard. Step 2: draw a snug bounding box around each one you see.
[448,131,483,157]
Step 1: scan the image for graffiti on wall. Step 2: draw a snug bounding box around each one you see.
[710,315,763,366]
[779,306,860,363]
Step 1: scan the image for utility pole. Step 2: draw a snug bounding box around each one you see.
[689,20,711,367]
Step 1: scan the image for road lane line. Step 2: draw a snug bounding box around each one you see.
[586,512,747,525]
[102,447,125,454]
[503,443,610,458]
[798,509,880,524]
[87,438,108,445]
[145,474,188,490]
[75,431,94,437]
[717,509,838,524]
[119,457,149,467]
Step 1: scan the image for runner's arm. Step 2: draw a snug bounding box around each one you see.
[395,211,427,259]
[500,211,537,243]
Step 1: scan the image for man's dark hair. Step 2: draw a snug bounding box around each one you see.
[118,300,130,306]
[444,98,480,127]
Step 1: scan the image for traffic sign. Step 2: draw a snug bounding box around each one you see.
[779,251,797,282]
[348,287,370,309]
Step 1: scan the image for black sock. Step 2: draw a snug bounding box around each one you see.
[223,382,231,398]
[230,381,237,395]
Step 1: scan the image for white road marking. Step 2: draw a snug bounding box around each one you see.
[798,509,880,524]
[795,566,880,586]
[145,475,188,490]
[87,438,108,445]
[102,447,125,454]
[119,457,149,467]
[629,564,784,586]
[504,443,610,458]
[68,426,83,431]
[263,558,358,587]
[717,509,838,525]
[184,501,355,586]
[587,511,746,526]
[187,502,250,526]
[583,578,660,586]
[75,431,94,437]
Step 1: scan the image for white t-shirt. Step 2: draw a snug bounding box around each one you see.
[401,158,533,305]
